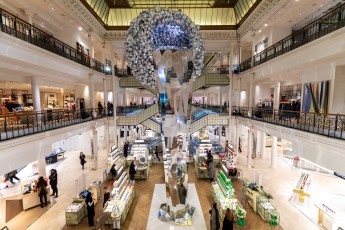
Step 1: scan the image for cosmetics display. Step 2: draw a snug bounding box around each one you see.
[108,144,124,179]
[157,203,196,226]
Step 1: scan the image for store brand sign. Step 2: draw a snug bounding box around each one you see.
[334,172,345,180]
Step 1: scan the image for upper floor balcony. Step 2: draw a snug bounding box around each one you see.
[239,3,345,73]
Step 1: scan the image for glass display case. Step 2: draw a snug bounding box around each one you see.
[257,197,279,223]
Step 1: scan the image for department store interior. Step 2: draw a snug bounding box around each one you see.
[1,0,345,229]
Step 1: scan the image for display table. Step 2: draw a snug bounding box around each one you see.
[146,184,207,230]
[21,179,51,210]
[257,197,279,222]
[315,204,343,230]
[65,198,86,225]
[242,187,261,213]
[135,165,150,179]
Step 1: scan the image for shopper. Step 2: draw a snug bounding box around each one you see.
[49,169,58,198]
[110,164,117,179]
[98,101,103,115]
[86,192,95,227]
[208,160,216,182]
[206,150,213,166]
[209,203,220,230]
[222,208,234,230]
[37,176,48,208]
[129,161,136,183]
[8,170,20,184]
[79,152,86,170]
[123,142,128,158]
[103,187,110,208]
[154,146,160,161]
[178,183,187,205]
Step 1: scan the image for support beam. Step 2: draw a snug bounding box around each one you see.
[271,136,278,168]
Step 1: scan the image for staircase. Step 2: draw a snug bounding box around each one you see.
[119,76,158,95]
[117,103,159,126]
[192,73,229,92]
[191,106,217,123]
[142,118,162,134]
[190,114,228,134]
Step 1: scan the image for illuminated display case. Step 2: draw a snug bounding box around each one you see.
[257,197,279,223]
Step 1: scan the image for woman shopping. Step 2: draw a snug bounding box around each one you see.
[37,176,48,208]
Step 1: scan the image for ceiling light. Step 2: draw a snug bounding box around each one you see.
[78,27,83,31]
[50,7,55,11]
[258,30,261,33]
[264,23,268,27]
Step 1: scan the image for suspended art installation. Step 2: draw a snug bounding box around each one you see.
[302,80,330,113]
[125,7,205,88]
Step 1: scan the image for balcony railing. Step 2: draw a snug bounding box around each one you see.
[239,3,345,72]
[0,8,108,74]
[0,108,107,141]
[232,106,345,140]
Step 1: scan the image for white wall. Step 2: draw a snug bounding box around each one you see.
[75,85,91,109]
[270,26,291,45]
[254,84,272,104]
[332,66,345,114]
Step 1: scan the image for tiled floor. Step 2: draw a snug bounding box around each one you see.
[2,141,344,230]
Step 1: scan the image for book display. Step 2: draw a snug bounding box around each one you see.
[104,147,135,228]
[126,143,151,179]
[65,198,86,225]
[21,178,51,210]
[212,164,246,227]
[108,145,124,180]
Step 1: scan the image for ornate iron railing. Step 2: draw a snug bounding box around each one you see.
[0,8,108,74]
[239,3,345,72]
[0,108,106,141]
[232,106,345,139]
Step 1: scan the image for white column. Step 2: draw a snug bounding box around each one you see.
[124,126,128,142]
[228,44,234,143]
[248,74,254,108]
[251,33,256,67]
[123,90,127,106]
[112,67,119,145]
[25,10,34,24]
[273,81,281,110]
[256,130,261,157]
[238,44,242,64]
[261,131,266,159]
[237,77,241,106]
[104,119,110,152]
[89,73,95,109]
[31,76,41,111]
[103,78,107,113]
[87,29,94,59]
[271,136,278,168]
[92,127,98,169]
[247,128,253,168]
[236,122,241,154]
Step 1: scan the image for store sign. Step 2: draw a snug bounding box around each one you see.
[334,172,345,180]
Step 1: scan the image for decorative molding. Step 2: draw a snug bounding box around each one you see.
[60,0,106,38]
[237,0,283,39]
[104,30,238,41]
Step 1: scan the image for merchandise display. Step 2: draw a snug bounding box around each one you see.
[126,143,150,179]
[211,164,246,226]
[21,178,51,210]
[108,145,124,179]
[65,198,86,225]
[104,144,135,226]
[157,203,196,226]
[257,197,279,223]
[88,181,101,205]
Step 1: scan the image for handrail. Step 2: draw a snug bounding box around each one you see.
[232,106,345,140]
[0,8,108,74]
[0,108,108,141]
[239,3,345,72]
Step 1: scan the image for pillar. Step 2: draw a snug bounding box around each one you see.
[228,43,234,143]
[103,78,107,113]
[25,10,34,24]
[237,77,241,106]
[248,74,254,108]
[104,119,110,152]
[238,43,242,64]
[124,126,128,142]
[261,131,266,159]
[31,76,41,111]
[87,29,95,59]
[123,90,127,106]
[112,64,119,144]
[235,121,241,154]
[92,127,98,169]
[273,81,281,110]
[256,130,261,157]
[247,128,253,168]
[251,33,256,67]
[89,73,95,112]
[271,136,278,168]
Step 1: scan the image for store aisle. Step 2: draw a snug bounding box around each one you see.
[237,146,319,230]
[8,148,109,230]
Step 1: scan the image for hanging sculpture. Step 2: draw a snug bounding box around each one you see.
[125,7,205,88]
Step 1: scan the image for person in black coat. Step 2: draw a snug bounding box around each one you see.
[110,164,117,179]
[86,192,95,227]
[222,208,234,230]
[103,187,110,208]
[154,146,160,161]
[49,169,58,198]
[129,161,136,183]
[37,176,48,208]
[79,152,86,170]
